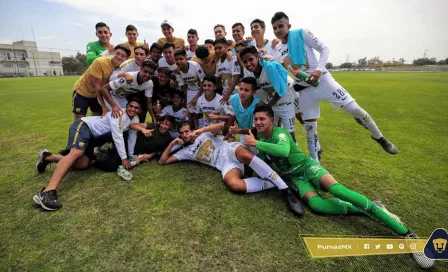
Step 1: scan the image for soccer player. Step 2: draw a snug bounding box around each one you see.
[93,115,175,171]
[86,22,113,65]
[123,24,145,59]
[250,19,276,56]
[99,59,157,124]
[213,24,233,48]
[186,29,199,60]
[174,49,205,121]
[195,76,229,129]
[204,39,215,54]
[214,38,241,104]
[159,121,303,216]
[159,91,189,138]
[191,45,218,77]
[158,42,177,71]
[271,12,398,159]
[244,104,433,268]
[109,45,149,81]
[149,43,163,64]
[72,44,131,120]
[34,99,142,211]
[157,20,185,49]
[239,46,297,142]
[152,67,177,108]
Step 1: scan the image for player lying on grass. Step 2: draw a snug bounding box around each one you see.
[34,99,142,211]
[244,104,433,268]
[158,121,304,216]
[270,11,398,160]
[93,115,175,172]
[99,59,157,123]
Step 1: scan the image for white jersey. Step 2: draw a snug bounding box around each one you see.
[243,67,295,108]
[255,39,276,58]
[109,71,154,99]
[272,28,329,74]
[160,105,189,137]
[158,57,176,71]
[109,59,141,81]
[215,56,240,96]
[173,132,227,170]
[177,61,205,104]
[81,111,139,159]
[186,49,195,60]
[195,94,227,127]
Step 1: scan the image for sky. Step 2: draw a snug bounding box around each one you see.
[0,0,447,65]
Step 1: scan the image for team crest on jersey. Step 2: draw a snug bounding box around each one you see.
[75,108,81,113]
[118,78,125,84]
[79,142,84,147]
[278,133,288,142]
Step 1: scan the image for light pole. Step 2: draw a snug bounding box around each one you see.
[30,50,38,76]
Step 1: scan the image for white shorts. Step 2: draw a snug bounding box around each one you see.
[220,141,245,178]
[187,89,199,113]
[273,99,296,132]
[299,72,355,120]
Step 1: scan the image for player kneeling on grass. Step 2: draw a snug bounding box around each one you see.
[244,104,434,268]
[34,99,142,211]
[158,121,305,216]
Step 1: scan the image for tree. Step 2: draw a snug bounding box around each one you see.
[399,58,405,65]
[368,56,382,67]
[413,57,437,66]
[62,53,88,74]
[325,62,333,69]
[357,57,367,67]
[438,60,445,65]
[340,62,353,68]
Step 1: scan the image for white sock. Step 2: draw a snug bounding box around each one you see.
[345,102,383,139]
[305,121,319,161]
[303,124,321,151]
[248,156,288,190]
[244,177,275,193]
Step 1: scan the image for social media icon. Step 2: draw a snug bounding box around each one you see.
[399,244,405,250]
[364,244,370,249]
[386,244,393,249]
[375,244,381,249]
[410,243,417,250]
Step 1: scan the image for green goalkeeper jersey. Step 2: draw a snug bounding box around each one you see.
[86,41,107,65]
[256,126,311,176]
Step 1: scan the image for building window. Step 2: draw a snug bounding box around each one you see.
[19,64,27,68]
[4,64,13,68]
[7,52,11,60]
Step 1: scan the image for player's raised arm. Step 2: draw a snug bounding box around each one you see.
[158,138,183,165]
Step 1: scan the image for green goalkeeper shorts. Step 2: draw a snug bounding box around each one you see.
[291,159,329,199]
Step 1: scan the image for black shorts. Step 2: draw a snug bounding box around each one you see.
[72,90,102,115]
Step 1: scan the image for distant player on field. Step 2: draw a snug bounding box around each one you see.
[271,12,398,160]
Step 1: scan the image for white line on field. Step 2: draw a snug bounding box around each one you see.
[0,89,68,96]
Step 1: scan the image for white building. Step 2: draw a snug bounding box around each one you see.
[0,40,63,77]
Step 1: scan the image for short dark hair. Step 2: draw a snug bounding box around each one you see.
[187,29,198,36]
[127,96,143,106]
[171,90,184,99]
[162,42,175,51]
[178,120,194,132]
[204,39,215,45]
[150,43,162,52]
[203,75,216,86]
[162,115,175,125]
[232,22,245,31]
[240,77,257,92]
[214,24,225,31]
[195,45,209,59]
[141,59,158,70]
[239,45,258,59]
[114,44,131,57]
[95,22,110,31]
[174,48,187,57]
[134,45,149,55]
[235,41,248,49]
[254,104,274,118]
[214,38,228,46]
[271,11,289,24]
[250,19,265,29]
[157,66,171,76]
[126,24,137,32]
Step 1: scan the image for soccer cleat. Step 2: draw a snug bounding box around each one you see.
[373,200,402,224]
[405,231,435,269]
[282,188,305,217]
[372,136,398,155]
[36,149,52,173]
[33,188,62,211]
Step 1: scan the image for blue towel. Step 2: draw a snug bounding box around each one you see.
[230,93,260,129]
[259,54,288,97]
[287,28,306,65]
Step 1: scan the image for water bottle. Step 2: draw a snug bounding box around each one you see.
[155,100,162,115]
[117,165,133,181]
[291,69,320,87]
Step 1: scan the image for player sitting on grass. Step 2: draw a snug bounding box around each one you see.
[99,59,157,122]
[34,99,142,211]
[243,104,433,268]
[159,121,304,216]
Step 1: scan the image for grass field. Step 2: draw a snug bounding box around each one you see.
[0,72,447,271]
